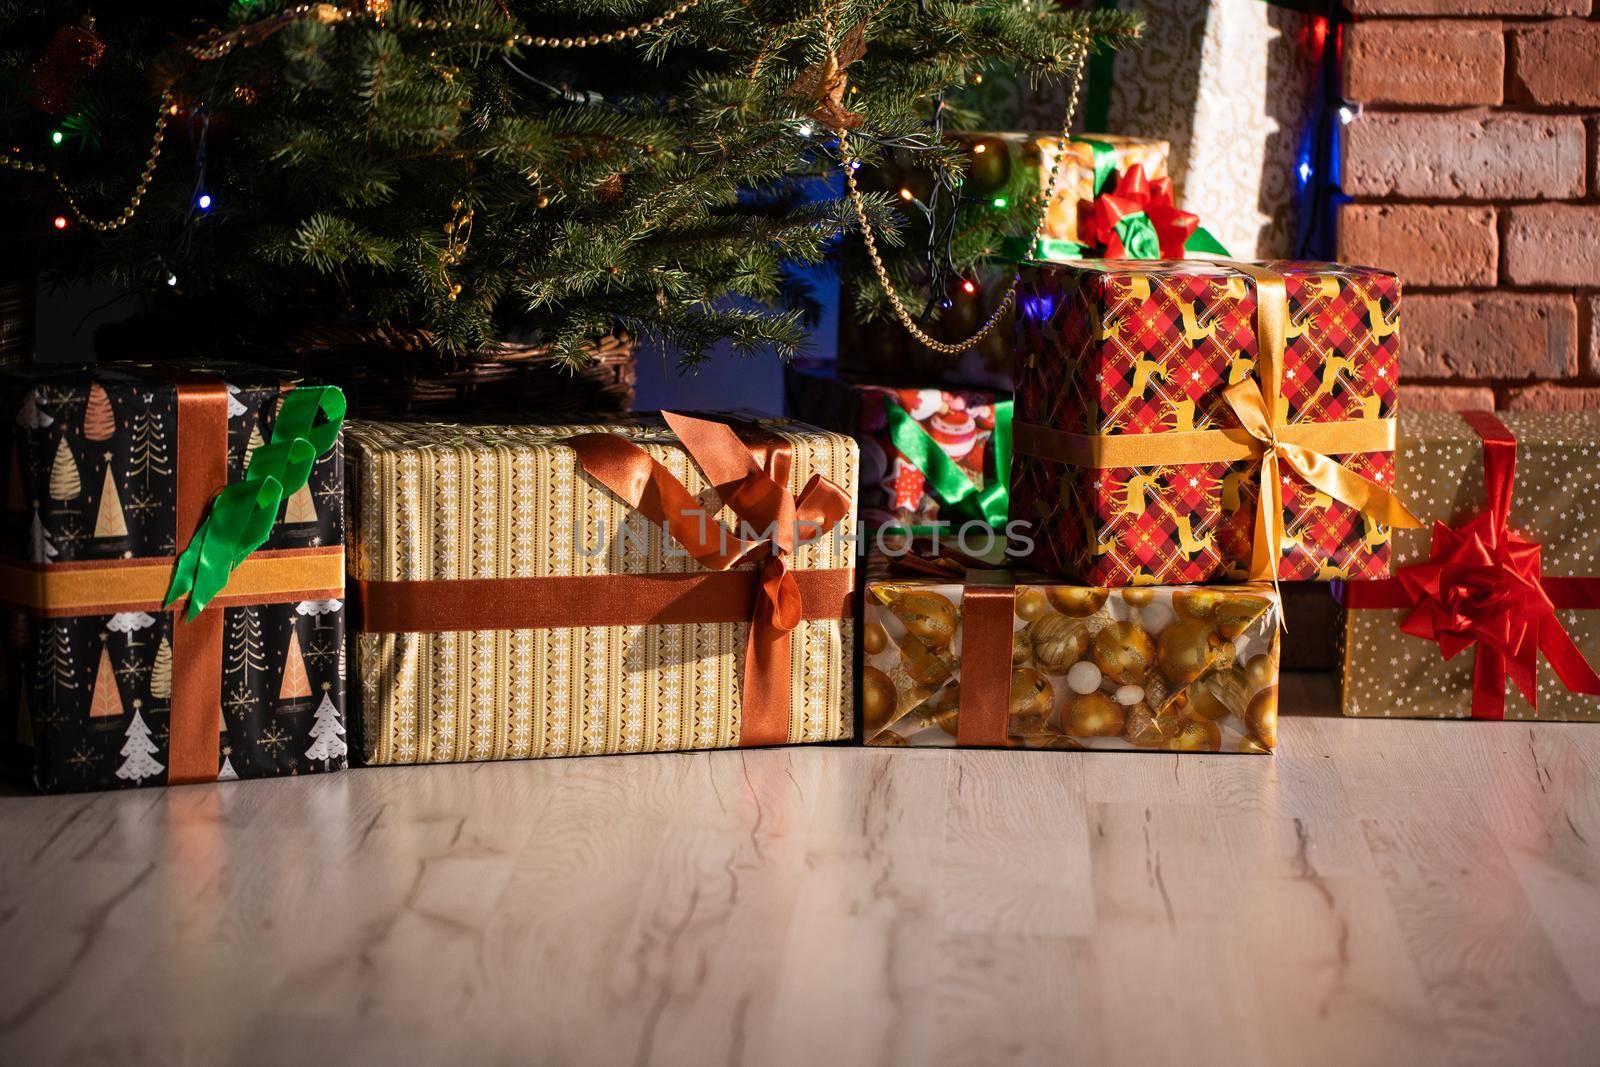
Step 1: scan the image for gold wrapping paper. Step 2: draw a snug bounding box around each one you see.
[1034,134,1170,248]
[1339,412,1600,721]
[346,415,857,763]
[864,568,1280,752]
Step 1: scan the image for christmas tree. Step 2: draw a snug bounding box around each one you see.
[303,688,346,764]
[114,705,164,782]
[47,436,79,500]
[82,382,115,441]
[1,2,1140,367]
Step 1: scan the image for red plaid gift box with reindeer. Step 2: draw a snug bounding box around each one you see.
[1010,260,1420,587]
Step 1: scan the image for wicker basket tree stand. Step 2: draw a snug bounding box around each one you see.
[287,325,636,418]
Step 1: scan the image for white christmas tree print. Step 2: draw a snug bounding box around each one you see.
[28,511,56,563]
[303,687,346,764]
[226,385,248,418]
[16,392,53,429]
[115,706,164,783]
[217,755,238,781]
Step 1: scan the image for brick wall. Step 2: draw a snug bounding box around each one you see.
[1338,1,1600,411]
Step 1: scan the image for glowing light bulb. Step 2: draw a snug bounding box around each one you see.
[197,194,213,210]
[52,215,68,230]
[992,196,1007,209]
[899,188,914,201]
[1298,161,1313,183]
[972,143,986,154]
[50,130,64,146]
[166,273,178,287]
[1338,106,1355,125]
[961,279,977,294]
[797,122,814,137]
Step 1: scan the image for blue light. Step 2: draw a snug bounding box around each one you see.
[197,194,213,210]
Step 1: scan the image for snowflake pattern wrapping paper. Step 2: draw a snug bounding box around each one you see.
[1010,259,1406,586]
[1339,413,1600,722]
[346,414,856,764]
[0,364,346,793]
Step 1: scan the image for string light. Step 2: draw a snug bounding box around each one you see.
[972,143,986,154]
[898,188,914,201]
[50,131,64,146]
[197,194,213,210]
[1338,106,1356,125]
[52,215,68,230]
[961,279,976,294]
[166,273,178,287]
[991,196,1007,209]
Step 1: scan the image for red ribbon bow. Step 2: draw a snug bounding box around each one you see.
[1077,163,1201,259]
[1345,411,1600,718]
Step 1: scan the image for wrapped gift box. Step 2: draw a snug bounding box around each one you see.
[784,358,1009,535]
[0,364,347,792]
[1010,258,1417,586]
[1339,412,1600,721]
[838,132,1170,393]
[864,561,1279,752]
[347,413,857,764]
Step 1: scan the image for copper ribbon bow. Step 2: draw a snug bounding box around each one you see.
[1015,262,1422,592]
[1341,411,1600,719]
[566,413,853,746]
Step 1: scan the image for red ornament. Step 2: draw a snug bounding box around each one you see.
[24,17,107,117]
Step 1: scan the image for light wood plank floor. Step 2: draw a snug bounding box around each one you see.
[3,672,1599,1067]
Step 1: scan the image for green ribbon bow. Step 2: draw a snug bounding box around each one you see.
[164,385,346,619]
[882,398,1012,531]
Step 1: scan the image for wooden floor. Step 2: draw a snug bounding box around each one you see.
[2,672,1599,1067]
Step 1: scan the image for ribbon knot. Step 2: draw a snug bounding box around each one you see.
[567,412,852,746]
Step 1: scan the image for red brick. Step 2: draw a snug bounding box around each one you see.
[1505,384,1600,411]
[1337,204,1496,287]
[1404,292,1577,379]
[1344,21,1503,106]
[1342,111,1586,200]
[1511,20,1600,106]
[1348,1,1590,12]
[1401,385,1496,412]
[1588,295,1600,377]
[1502,205,1600,287]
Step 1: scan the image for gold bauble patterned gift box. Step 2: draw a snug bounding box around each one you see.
[346,414,857,764]
[864,562,1280,753]
[1338,412,1600,721]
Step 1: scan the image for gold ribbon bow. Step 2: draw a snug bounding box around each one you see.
[1220,263,1421,589]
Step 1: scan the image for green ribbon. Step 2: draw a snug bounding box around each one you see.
[1112,211,1161,259]
[1184,226,1231,257]
[164,385,346,619]
[882,398,1012,530]
[1068,135,1119,198]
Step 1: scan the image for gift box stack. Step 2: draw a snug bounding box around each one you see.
[853,253,1422,753]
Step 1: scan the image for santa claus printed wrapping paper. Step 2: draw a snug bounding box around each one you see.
[785,359,1008,534]
[1010,259,1419,586]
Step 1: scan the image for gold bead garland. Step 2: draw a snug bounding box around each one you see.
[2,88,174,232]
[825,0,1091,355]
[9,2,701,232]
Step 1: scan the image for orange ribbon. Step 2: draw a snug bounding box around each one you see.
[1016,262,1422,591]
[565,413,853,747]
